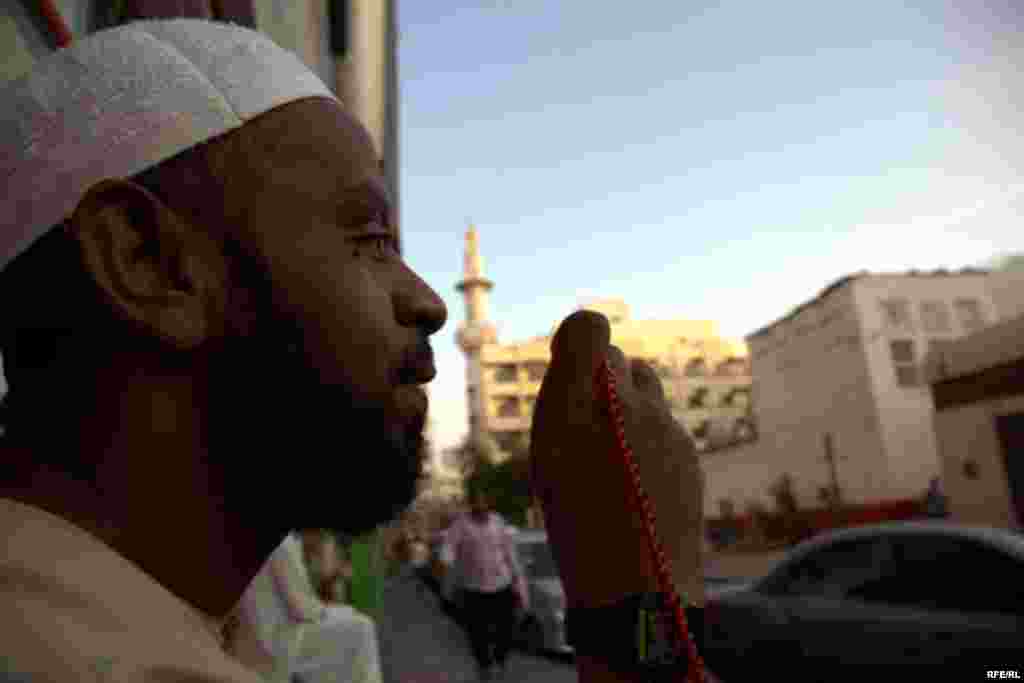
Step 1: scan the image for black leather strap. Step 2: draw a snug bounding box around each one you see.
[566,593,703,673]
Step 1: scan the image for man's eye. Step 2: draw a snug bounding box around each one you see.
[354,233,399,261]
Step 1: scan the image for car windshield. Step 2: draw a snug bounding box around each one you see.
[518,540,559,578]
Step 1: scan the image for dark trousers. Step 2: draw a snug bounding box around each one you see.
[460,584,519,670]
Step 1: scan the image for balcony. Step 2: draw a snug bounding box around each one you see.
[487,415,531,432]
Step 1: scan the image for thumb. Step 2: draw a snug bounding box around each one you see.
[548,309,612,384]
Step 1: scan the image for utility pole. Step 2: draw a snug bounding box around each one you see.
[821,433,845,506]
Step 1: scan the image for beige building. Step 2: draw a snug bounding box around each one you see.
[705,268,1024,520]
[454,226,753,460]
[925,313,1024,532]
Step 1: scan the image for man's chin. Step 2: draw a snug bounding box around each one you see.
[296,483,419,539]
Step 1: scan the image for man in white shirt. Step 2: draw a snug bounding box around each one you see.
[227,534,382,683]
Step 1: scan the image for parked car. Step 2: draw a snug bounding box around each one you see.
[512,530,571,655]
[703,522,1024,678]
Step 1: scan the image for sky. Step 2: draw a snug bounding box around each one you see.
[397,0,1024,460]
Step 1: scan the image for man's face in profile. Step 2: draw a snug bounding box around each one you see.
[206,97,447,539]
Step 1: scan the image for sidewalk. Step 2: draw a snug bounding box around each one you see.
[377,566,477,683]
[376,567,576,683]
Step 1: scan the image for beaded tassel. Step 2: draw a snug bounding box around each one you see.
[596,360,707,683]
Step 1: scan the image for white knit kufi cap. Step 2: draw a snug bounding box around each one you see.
[0,19,339,273]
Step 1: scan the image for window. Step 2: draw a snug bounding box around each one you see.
[494,364,517,383]
[651,359,676,379]
[889,339,918,387]
[733,417,756,442]
[525,362,547,382]
[685,357,708,377]
[919,300,951,332]
[496,397,520,418]
[954,298,985,333]
[764,538,890,598]
[879,298,913,329]
[714,358,744,377]
[688,386,709,409]
[721,387,751,408]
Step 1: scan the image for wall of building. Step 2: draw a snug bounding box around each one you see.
[748,282,889,508]
[253,0,333,87]
[933,394,1023,529]
[475,307,751,455]
[985,270,1024,322]
[853,274,1000,499]
[701,440,797,517]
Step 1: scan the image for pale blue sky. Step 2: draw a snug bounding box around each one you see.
[399,0,1022,454]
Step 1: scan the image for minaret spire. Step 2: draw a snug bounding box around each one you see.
[455,222,497,448]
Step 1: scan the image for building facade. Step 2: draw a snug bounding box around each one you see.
[925,312,1024,532]
[737,268,1020,514]
[454,226,753,461]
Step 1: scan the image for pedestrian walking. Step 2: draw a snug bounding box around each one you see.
[442,490,528,682]
[924,477,949,519]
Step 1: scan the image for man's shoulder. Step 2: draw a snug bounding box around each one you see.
[0,500,264,682]
[0,576,263,682]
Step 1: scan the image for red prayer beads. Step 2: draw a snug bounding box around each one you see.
[595,359,707,683]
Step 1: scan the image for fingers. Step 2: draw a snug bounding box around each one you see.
[630,358,667,405]
[549,309,611,379]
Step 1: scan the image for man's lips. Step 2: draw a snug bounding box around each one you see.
[398,343,436,384]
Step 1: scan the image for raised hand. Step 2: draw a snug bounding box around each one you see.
[530,310,705,610]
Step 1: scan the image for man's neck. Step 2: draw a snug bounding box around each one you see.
[0,456,281,619]
[0,375,285,619]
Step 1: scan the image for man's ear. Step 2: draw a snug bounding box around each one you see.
[69,178,228,350]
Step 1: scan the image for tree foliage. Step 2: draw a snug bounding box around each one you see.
[462,431,532,528]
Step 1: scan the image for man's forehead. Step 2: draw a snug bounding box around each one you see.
[242,98,377,171]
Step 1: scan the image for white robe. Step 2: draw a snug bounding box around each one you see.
[227,533,382,683]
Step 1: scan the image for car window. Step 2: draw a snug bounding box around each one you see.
[764,538,889,599]
[849,534,1024,615]
[517,540,559,579]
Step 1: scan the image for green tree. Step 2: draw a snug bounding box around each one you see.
[464,433,532,528]
[981,252,1024,272]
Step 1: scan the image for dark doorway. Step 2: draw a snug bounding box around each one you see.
[995,412,1024,527]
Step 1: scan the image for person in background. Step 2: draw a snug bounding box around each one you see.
[228,531,383,683]
[443,489,529,682]
[924,477,949,519]
[226,534,321,683]
[301,529,354,604]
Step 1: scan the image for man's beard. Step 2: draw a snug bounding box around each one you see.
[208,246,428,540]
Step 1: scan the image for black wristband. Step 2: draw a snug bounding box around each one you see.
[567,594,705,675]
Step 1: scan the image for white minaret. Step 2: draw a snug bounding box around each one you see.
[455,223,497,447]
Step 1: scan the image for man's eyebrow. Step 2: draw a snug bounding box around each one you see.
[337,180,397,228]
[334,180,392,219]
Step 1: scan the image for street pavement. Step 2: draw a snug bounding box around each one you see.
[376,566,576,683]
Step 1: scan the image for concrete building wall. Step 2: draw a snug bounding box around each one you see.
[853,274,1001,500]
[985,270,1024,322]
[747,282,888,508]
[933,394,1023,529]
[475,302,752,456]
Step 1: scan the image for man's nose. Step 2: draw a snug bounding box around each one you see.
[395,267,448,335]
